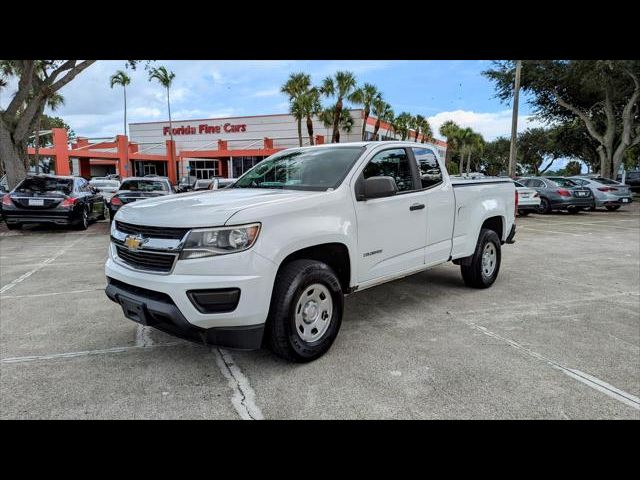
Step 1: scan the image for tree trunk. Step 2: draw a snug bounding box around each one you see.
[459,153,464,175]
[333,99,342,143]
[361,108,369,141]
[167,87,176,177]
[372,119,381,140]
[306,116,314,145]
[123,85,128,137]
[0,121,27,189]
[466,151,471,174]
[297,118,303,147]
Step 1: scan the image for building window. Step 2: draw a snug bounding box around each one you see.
[233,156,263,178]
[189,160,219,179]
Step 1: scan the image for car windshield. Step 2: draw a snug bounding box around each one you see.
[119,180,169,192]
[16,177,73,195]
[549,178,577,187]
[90,181,119,188]
[233,147,365,191]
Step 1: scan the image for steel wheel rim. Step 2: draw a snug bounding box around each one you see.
[294,283,333,343]
[481,242,497,278]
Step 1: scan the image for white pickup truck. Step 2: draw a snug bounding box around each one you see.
[105,142,516,362]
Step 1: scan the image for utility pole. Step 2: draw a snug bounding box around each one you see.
[508,60,522,178]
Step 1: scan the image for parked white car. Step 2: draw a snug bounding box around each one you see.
[568,176,633,210]
[105,142,516,362]
[89,178,120,202]
[514,181,541,216]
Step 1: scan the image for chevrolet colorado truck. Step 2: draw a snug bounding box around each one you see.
[105,142,516,362]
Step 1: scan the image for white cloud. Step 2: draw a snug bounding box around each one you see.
[428,109,546,141]
[251,88,281,98]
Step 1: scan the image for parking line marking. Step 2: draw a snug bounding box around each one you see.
[214,347,264,420]
[0,235,87,294]
[468,323,640,411]
[518,226,585,236]
[0,287,105,299]
[0,342,186,364]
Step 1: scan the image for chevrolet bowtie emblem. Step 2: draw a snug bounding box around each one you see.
[124,235,146,251]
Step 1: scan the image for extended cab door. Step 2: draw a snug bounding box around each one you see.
[409,147,455,266]
[352,147,427,284]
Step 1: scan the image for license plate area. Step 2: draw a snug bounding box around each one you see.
[621,198,630,203]
[118,295,149,325]
[29,199,45,206]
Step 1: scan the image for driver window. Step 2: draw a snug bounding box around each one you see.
[363,148,414,193]
[412,147,442,188]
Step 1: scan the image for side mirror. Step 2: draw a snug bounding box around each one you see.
[362,176,398,200]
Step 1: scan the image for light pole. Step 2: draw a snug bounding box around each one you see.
[508,60,522,178]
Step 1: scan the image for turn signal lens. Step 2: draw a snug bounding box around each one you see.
[2,194,11,206]
[61,197,77,207]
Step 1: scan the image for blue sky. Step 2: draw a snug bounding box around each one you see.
[3,60,569,166]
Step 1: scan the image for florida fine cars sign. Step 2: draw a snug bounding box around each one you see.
[163,123,247,136]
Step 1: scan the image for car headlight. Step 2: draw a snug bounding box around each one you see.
[180,223,261,259]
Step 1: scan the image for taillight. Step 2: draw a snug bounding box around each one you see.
[557,189,571,197]
[2,194,11,206]
[61,197,77,208]
[597,187,610,192]
[110,196,123,206]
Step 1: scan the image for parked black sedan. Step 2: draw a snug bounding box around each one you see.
[108,176,175,221]
[1,175,106,230]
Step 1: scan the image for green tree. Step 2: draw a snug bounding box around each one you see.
[418,116,433,143]
[351,83,379,140]
[517,127,558,175]
[110,69,131,136]
[319,107,354,143]
[321,71,358,143]
[33,92,64,173]
[371,96,393,140]
[394,112,412,140]
[484,60,640,178]
[281,73,311,147]
[439,120,462,169]
[148,66,177,173]
[481,137,511,175]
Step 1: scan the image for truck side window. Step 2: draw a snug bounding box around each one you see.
[363,148,414,193]
[412,148,442,189]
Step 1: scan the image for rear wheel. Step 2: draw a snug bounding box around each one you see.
[266,259,343,363]
[6,223,20,230]
[538,197,551,214]
[518,210,530,217]
[460,228,502,289]
[605,205,621,211]
[97,202,107,221]
[567,206,580,214]
[75,206,89,230]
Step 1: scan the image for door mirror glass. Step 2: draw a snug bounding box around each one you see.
[363,176,398,199]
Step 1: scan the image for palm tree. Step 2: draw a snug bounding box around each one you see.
[394,112,412,141]
[281,73,312,147]
[413,115,427,142]
[371,97,393,140]
[321,71,358,143]
[34,92,64,174]
[110,70,131,137]
[456,127,475,175]
[351,83,379,140]
[301,87,322,145]
[419,117,433,144]
[466,132,485,174]
[439,120,462,170]
[319,107,354,143]
[148,66,176,173]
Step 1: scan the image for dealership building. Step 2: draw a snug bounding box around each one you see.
[58,109,447,183]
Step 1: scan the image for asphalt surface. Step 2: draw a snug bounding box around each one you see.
[1,204,639,419]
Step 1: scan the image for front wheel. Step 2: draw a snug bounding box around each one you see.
[266,259,343,363]
[605,205,621,211]
[460,228,502,289]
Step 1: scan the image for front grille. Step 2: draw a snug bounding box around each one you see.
[115,221,189,240]
[115,246,177,273]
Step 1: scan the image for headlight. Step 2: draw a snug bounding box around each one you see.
[180,223,261,259]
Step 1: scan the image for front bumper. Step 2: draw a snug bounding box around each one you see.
[105,245,277,344]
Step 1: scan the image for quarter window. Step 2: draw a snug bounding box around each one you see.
[362,148,415,193]
[412,148,442,188]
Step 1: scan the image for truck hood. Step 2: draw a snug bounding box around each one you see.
[114,188,318,228]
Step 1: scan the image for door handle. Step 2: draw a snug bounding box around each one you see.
[409,203,425,211]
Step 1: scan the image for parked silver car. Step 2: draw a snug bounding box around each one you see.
[518,176,594,214]
[569,176,633,211]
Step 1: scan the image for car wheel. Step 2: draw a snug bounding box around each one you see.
[97,202,107,221]
[266,259,343,363]
[75,206,89,230]
[538,197,551,214]
[605,205,621,211]
[460,228,502,289]
[588,205,597,211]
[567,206,580,214]
[518,210,530,217]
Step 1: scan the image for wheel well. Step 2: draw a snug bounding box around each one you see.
[481,216,504,240]
[279,243,351,292]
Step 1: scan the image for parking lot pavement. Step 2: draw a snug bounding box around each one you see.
[1,205,639,419]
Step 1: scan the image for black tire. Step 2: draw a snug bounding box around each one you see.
[6,223,20,230]
[538,197,551,214]
[75,206,89,230]
[567,206,580,214]
[266,259,343,363]
[460,228,502,289]
[605,205,621,211]
[518,210,530,217]
[588,205,597,211]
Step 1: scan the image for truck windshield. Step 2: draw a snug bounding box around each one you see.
[233,146,365,191]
